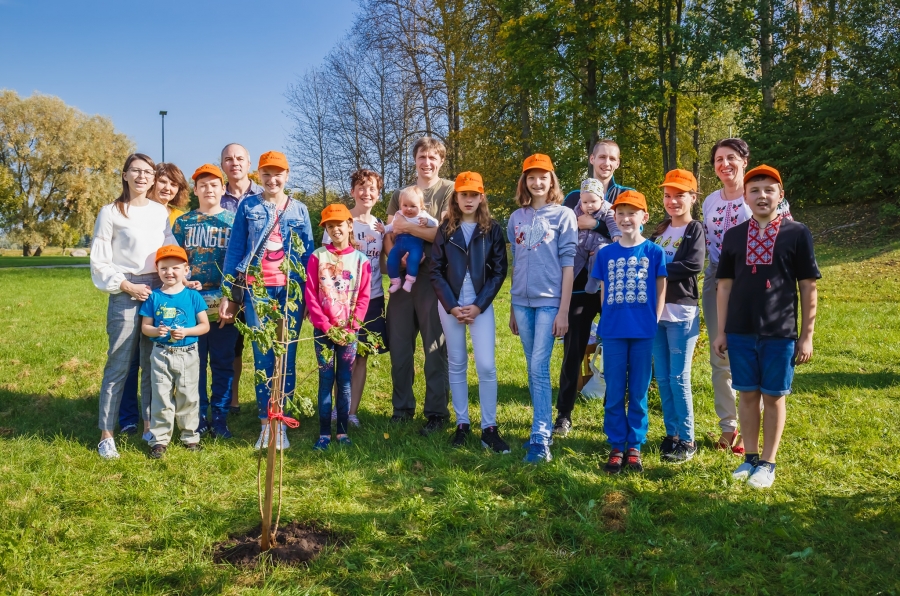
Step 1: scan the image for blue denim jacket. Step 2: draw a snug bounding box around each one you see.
[221,194,314,302]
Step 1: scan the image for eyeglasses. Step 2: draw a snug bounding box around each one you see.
[127,168,155,178]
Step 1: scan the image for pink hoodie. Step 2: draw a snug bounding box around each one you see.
[305,244,372,333]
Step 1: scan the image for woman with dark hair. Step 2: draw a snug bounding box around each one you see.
[90,153,176,459]
[152,163,191,225]
[701,138,790,453]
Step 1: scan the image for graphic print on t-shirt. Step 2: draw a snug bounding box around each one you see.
[513,216,552,249]
[606,255,651,306]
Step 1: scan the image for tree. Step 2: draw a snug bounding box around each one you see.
[0,91,133,256]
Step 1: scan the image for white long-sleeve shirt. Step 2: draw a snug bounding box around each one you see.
[384,211,439,233]
[90,201,176,294]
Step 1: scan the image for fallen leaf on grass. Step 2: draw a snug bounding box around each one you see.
[413,461,424,472]
[787,547,814,559]
[496,542,515,552]
[422,486,434,493]
[383,433,389,439]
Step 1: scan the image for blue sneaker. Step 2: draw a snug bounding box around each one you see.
[337,435,352,446]
[522,437,553,449]
[211,414,232,439]
[313,436,331,451]
[196,417,210,436]
[523,442,552,464]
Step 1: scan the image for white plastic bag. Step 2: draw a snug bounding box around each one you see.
[580,343,605,400]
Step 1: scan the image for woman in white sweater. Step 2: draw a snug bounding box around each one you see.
[90,153,176,459]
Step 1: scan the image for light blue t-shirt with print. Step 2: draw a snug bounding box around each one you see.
[139,287,208,347]
[593,240,667,339]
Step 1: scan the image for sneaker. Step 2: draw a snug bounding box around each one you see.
[196,417,211,436]
[659,435,678,460]
[523,442,552,464]
[142,431,154,443]
[348,414,361,427]
[390,413,413,424]
[672,440,697,463]
[451,424,471,448]
[313,436,331,451]
[521,437,554,449]
[211,416,233,440]
[625,448,644,473]
[120,423,138,436]
[254,425,270,450]
[419,415,448,437]
[480,426,510,454]
[747,463,776,489]
[604,449,624,474]
[552,416,572,437]
[732,461,757,481]
[148,444,166,459]
[182,442,203,452]
[98,437,120,460]
[337,435,352,446]
[229,405,241,416]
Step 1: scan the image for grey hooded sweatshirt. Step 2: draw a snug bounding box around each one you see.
[507,203,578,308]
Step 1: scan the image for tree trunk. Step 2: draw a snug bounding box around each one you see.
[34,246,43,257]
[667,92,678,172]
[692,104,701,181]
[824,0,836,92]
[759,0,775,110]
[22,244,32,257]
[518,88,532,158]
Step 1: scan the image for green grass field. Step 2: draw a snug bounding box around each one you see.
[0,256,90,268]
[1,207,898,595]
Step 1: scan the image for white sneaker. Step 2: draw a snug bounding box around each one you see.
[254,425,270,450]
[277,423,290,450]
[747,464,776,489]
[732,461,756,481]
[98,437,120,460]
[348,415,360,427]
[142,431,154,443]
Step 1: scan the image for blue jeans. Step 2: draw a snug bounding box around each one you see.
[198,322,239,420]
[119,341,141,428]
[245,286,303,419]
[512,305,558,445]
[387,233,424,278]
[314,329,357,435]
[652,317,699,442]
[603,337,654,451]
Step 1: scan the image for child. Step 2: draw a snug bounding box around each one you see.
[219,150,315,451]
[305,204,372,450]
[575,178,618,295]
[140,245,211,459]
[649,170,705,462]
[382,186,439,293]
[173,164,237,439]
[593,190,667,474]
[507,153,577,464]
[430,172,510,452]
[713,165,819,489]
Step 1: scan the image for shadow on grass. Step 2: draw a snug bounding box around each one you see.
[796,371,900,392]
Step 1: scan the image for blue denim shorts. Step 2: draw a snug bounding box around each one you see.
[726,334,796,397]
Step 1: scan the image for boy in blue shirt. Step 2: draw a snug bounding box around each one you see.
[140,245,210,459]
[173,164,238,439]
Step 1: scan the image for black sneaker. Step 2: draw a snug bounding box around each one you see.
[149,444,167,459]
[604,449,624,474]
[480,426,511,454]
[390,413,413,424]
[625,448,644,473]
[660,435,678,461]
[196,417,211,436]
[451,424,470,447]
[552,415,572,437]
[183,442,203,452]
[672,440,697,463]
[419,415,448,436]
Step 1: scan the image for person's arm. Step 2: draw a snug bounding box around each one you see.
[796,279,818,363]
[656,277,667,321]
[604,204,621,241]
[90,207,129,295]
[351,261,372,330]
[553,266,574,337]
[712,278,733,358]
[472,224,509,314]
[221,202,249,301]
[665,221,705,281]
[298,202,315,273]
[391,216,439,242]
[420,212,439,227]
[170,311,210,341]
[141,315,168,339]
[429,227,460,313]
[303,253,331,332]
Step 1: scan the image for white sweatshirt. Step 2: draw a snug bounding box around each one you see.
[90,201,176,294]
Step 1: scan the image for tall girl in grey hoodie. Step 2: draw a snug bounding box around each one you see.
[507,153,578,464]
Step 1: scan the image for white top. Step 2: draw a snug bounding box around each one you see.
[323,217,385,298]
[90,201,176,294]
[702,189,791,265]
[654,223,697,323]
[384,211,439,233]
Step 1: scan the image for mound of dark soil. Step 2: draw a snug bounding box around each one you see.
[213,522,337,568]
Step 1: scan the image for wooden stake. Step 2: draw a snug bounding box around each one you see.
[260,347,285,552]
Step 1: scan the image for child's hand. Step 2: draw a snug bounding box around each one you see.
[551,311,569,337]
[169,327,187,341]
[157,324,170,338]
[450,307,467,324]
[186,280,202,291]
[374,221,385,234]
[577,213,598,231]
[612,235,621,243]
[712,334,728,359]
[509,311,519,336]
[459,305,481,324]
[418,217,428,227]
[795,334,814,364]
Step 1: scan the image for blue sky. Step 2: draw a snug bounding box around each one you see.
[0,0,355,172]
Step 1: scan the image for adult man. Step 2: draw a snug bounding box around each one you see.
[219,143,263,415]
[384,137,452,435]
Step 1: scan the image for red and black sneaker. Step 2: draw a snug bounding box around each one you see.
[625,448,643,473]
[604,449,624,474]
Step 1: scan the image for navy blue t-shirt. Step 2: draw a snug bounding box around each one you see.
[593,240,667,339]
[139,287,208,347]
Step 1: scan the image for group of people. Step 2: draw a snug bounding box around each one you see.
[89,135,819,489]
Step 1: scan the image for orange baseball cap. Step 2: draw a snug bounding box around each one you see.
[258,151,289,171]
[319,203,353,226]
[613,190,648,212]
[522,153,554,173]
[191,163,224,183]
[155,245,189,264]
[659,169,697,192]
[455,171,484,194]
[743,164,782,186]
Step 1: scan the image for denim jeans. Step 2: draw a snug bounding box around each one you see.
[198,322,239,420]
[314,329,357,435]
[603,337,654,451]
[652,316,700,442]
[245,285,303,419]
[387,233,425,278]
[512,305,558,445]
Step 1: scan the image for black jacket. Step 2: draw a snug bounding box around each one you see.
[430,220,508,314]
[650,220,705,306]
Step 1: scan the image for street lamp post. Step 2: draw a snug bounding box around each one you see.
[159,110,168,162]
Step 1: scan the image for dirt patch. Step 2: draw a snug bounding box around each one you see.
[213,521,338,568]
[601,491,628,532]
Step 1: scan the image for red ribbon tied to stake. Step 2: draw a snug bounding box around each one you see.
[267,408,300,428]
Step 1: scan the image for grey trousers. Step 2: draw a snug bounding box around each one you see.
[701,263,738,432]
[149,344,201,446]
[97,273,160,432]
[385,265,450,418]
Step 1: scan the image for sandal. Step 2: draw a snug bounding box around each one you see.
[706,430,744,455]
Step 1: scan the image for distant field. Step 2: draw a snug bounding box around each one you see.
[0,256,90,268]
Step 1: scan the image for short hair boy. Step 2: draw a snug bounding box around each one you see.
[172,164,237,439]
[713,164,820,488]
[140,245,211,459]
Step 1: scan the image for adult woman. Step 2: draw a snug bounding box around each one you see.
[152,163,191,225]
[702,138,790,453]
[91,153,175,459]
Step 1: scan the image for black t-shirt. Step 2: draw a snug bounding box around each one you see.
[716,218,821,339]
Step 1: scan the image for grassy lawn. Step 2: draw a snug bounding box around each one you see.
[0,209,898,594]
[0,256,90,268]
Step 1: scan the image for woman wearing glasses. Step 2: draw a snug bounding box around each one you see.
[90,153,177,459]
